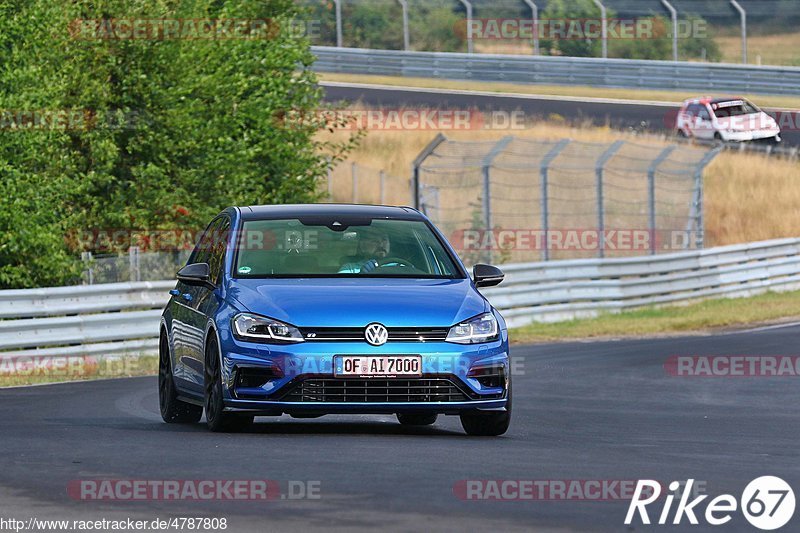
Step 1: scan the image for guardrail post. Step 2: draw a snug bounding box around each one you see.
[458,0,474,54]
[333,0,343,47]
[411,134,447,210]
[648,146,677,255]
[540,139,571,261]
[397,0,410,51]
[661,0,678,61]
[730,0,747,64]
[595,140,625,258]
[592,0,608,59]
[522,0,540,55]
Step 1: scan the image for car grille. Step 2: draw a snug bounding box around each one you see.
[279,378,470,403]
[299,327,449,343]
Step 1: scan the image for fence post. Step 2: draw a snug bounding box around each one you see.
[661,0,678,61]
[458,0,474,54]
[479,136,514,263]
[687,146,723,249]
[522,1,540,55]
[129,246,141,282]
[333,0,343,47]
[647,146,677,255]
[411,133,447,210]
[379,170,386,204]
[592,0,608,59]
[397,0,410,51]
[595,140,625,258]
[730,0,747,64]
[540,139,571,261]
[351,162,358,203]
[326,158,333,199]
[81,251,94,285]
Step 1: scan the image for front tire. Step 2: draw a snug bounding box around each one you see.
[460,382,512,437]
[159,330,203,424]
[397,413,437,426]
[204,334,253,432]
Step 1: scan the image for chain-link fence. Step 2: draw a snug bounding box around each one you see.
[82,249,190,285]
[413,134,721,263]
[324,162,411,205]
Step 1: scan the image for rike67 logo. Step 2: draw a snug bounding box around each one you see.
[625,477,795,530]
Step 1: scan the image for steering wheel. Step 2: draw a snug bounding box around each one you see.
[375,257,419,271]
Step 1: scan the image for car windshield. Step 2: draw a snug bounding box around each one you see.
[234,217,462,278]
[712,100,759,118]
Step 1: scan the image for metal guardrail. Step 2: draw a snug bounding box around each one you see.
[0,282,172,360]
[1,238,800,358]
[311,46,800,97]
[482,238,800,327]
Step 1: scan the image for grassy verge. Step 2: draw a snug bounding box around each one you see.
[510,290,800,344]
[0,354,158,388]
[318,72,800,110]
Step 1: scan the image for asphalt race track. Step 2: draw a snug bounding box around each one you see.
[2,325,798,532]
[321,82,800,148]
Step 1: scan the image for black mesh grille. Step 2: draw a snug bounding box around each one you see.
[300,327,448,342]
[279,378,470,403]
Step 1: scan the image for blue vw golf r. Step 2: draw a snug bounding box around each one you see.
[159,204,511,436]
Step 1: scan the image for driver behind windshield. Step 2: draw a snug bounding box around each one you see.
[338,228,391,273]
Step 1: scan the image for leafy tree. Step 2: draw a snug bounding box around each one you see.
[0,0,357,288]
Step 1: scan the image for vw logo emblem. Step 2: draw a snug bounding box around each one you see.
[364,323,389,346]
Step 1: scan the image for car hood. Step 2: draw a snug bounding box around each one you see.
[226,278,487,328]
[716,112,777,131]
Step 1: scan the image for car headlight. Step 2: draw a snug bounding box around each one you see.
[446,312,499,344]
[232,313,304,343]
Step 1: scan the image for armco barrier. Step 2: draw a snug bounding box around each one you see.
[311,46,800,97]
[1,238,800,359]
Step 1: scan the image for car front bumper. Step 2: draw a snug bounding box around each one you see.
[217,334,511,416]
[722,129,781,142]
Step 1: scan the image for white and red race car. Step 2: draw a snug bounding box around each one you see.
[675,96,781,143]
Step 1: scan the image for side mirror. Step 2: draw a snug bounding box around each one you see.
[177,263,214,290]
[473,264,504,288]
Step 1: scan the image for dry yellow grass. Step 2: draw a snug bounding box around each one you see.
[320,113,800,249]
[717,32,800,67]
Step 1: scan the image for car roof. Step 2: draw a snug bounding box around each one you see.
[682,96,746,106]
[236,204,424,221]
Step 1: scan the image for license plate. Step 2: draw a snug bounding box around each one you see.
[335,355,422,377]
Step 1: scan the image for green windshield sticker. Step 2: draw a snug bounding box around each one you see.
[238,266,252,274]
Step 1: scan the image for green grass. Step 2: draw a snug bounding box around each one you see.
[0,354,158,388]
[510,290,800,344]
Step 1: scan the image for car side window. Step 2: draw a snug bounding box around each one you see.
[685,104,698,117]
[189,218,221,267]
[207,218,230,287]
[697,106,711,121]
